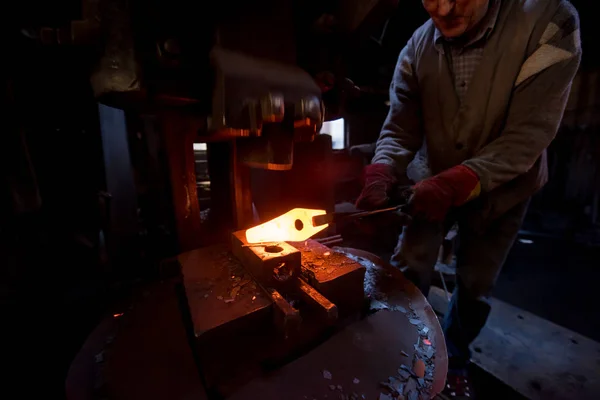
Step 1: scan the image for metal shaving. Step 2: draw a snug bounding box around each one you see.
[323,370,333,380]
[230,286,241,298]
[353,378,360,384]
[409,318,421,325]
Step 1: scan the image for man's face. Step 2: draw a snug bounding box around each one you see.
[422,0,490,38]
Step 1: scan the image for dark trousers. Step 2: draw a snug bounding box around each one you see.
[394,199,530,367]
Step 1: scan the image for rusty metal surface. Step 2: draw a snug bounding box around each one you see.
[269,288,302,336]
[178,245,272,336]
[297,278,339,324]
[293,240,366,315]
[160,110,204,251]
[231,231,302,291]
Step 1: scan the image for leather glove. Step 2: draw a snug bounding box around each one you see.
[356,163,397,211]
[408,165,481,222]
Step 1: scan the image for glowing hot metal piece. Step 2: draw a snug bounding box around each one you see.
[245,208,328,243]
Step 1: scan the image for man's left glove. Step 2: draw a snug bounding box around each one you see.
[408,165,481,222]
[356,163,398,211]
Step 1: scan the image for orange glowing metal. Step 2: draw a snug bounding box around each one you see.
[245,208,328,243]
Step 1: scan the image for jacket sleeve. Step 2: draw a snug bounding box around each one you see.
[463,3,582,192]
[371,36,423,179]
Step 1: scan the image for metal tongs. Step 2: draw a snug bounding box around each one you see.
[311,186,414,228]
[311,204,409,228]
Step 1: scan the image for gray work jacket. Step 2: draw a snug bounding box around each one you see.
[373,0,581,220]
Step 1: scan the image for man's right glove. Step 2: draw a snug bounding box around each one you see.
[408,165,481,222]
[355,163,398,211]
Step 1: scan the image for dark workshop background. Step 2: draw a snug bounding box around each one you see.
[3,0,600,397]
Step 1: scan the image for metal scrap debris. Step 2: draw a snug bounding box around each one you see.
[335,250,437,398]
[353,378,360,384]
[413,359,425,378]
[397,368,412,380]
[399,365,413,375]
[422,346,434,359]
[329,385,336,391]
[403,377,417,395]
[323,370,333,380]
[380,377,404,397]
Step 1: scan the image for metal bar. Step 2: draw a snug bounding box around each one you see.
[315,235,342,243]
[318,238,343,247]
[297,278,338,324]
[269,288,301,336]
[312,205,406,227]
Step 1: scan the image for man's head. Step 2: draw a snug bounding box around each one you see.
[422,0,490,38]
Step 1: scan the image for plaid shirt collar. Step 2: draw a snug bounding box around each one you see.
[433,0,501,54]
